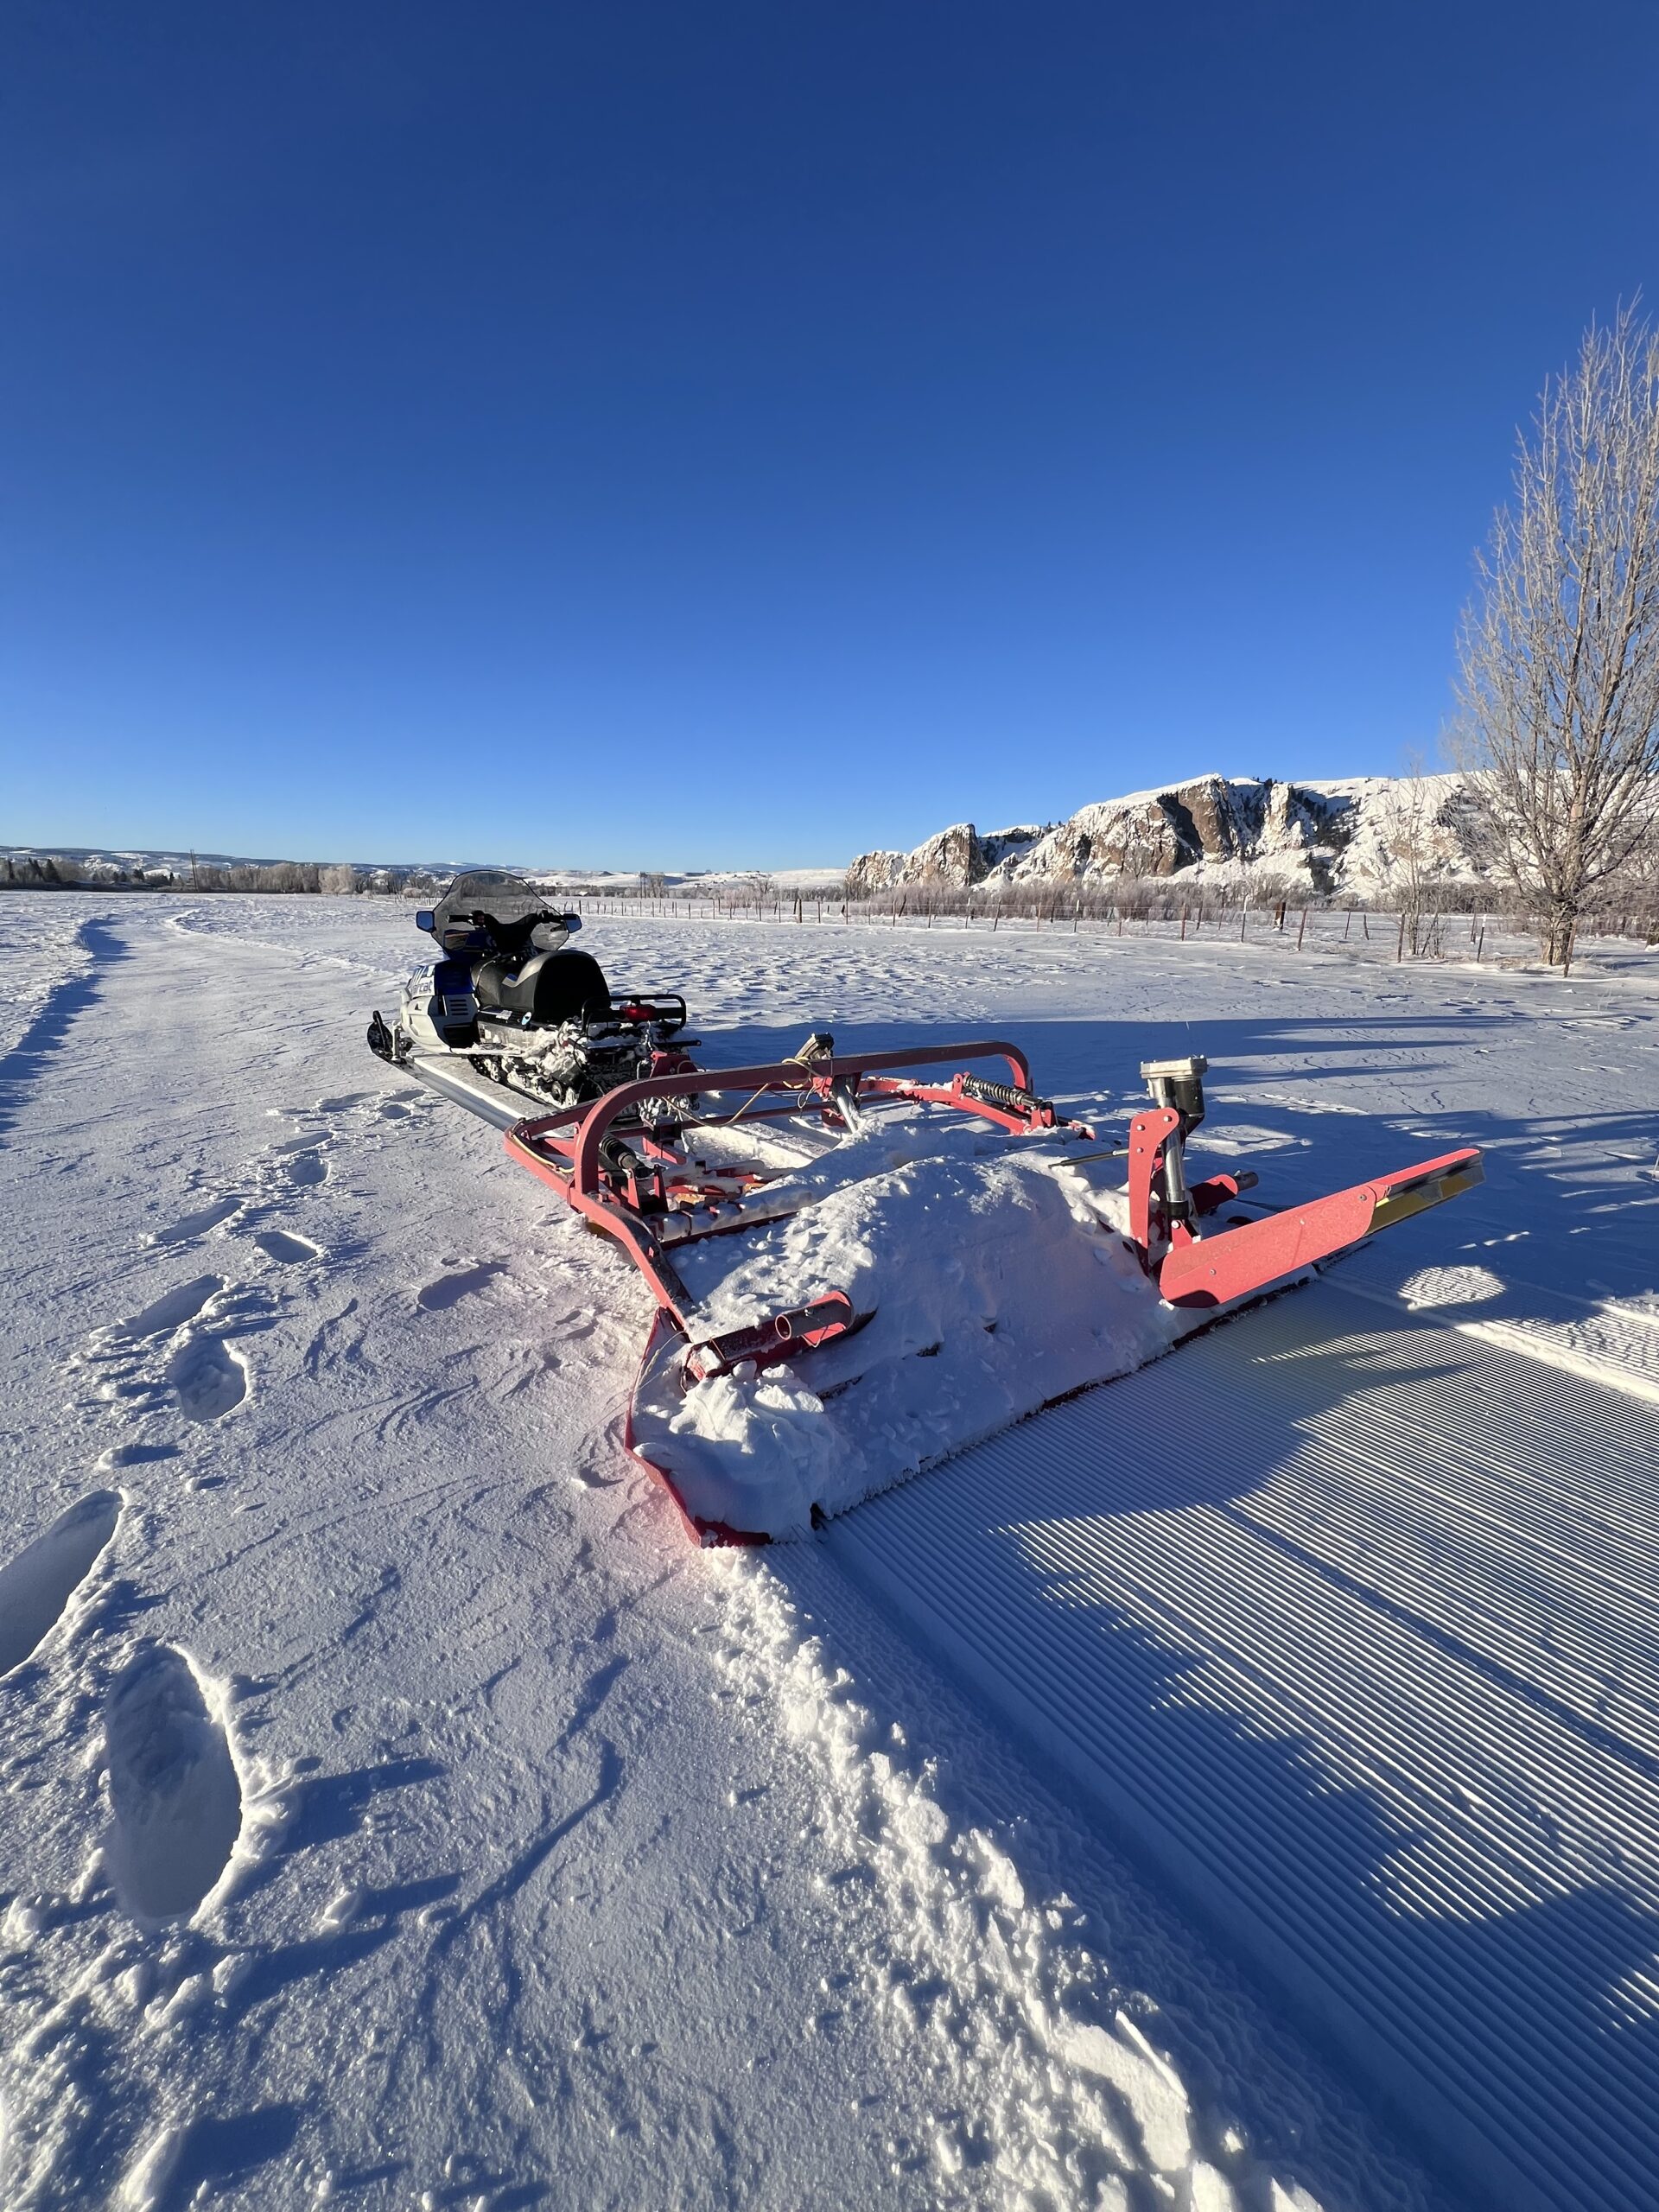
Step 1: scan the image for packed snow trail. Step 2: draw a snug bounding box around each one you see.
[0,896,1434,2211]
[827,1274,1659,2212]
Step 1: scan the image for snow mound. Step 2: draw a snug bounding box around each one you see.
[1397,1263,1504,1309]
[632,1132,1188,1537]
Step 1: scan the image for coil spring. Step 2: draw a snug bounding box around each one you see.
[961,1074,1050,1116]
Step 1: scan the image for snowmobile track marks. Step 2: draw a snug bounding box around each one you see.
[829,1278,1659,2212]
[103,1643,243,1920]
[0,1491,121,1677]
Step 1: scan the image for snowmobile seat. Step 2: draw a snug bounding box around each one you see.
[529,948,611,1023]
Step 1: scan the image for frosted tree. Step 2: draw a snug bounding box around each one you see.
[1387,753,1442,958]
[1455,302,1659,966]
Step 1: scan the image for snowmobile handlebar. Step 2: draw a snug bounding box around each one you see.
[557,1040,1035,1198]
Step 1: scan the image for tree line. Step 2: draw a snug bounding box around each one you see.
[1,855,438,895]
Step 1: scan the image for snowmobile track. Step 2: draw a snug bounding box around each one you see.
[827,1276,1659,2212]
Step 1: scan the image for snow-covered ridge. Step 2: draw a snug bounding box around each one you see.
[848,773,1492,899]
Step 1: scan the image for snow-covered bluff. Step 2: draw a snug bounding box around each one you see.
[847,773,1492,899]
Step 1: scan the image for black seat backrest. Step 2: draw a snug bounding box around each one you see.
[529,950,611,1024]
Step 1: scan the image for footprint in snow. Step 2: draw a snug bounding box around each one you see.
[416,1262,504,1313]
[118,1276,223,1339]
[104,1644,243,1920]
[252,1229,321,1267]
[99,1443,181,1471]
[284,1150,328,1189]
[150,1197,242,1246]
[0,1491,121,1676]
[166,1333,249,1421]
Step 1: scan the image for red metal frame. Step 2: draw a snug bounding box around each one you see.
[1127,1104,1182,1252]
[1155,1146,1484,1306]
[490,1032,1483,1543]
[500,1038,1078,1547]
[504,1039,1071,1337]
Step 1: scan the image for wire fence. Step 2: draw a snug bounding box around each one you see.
[555,887,1659,974]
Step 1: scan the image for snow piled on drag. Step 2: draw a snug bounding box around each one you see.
[636,1122,1188,1537]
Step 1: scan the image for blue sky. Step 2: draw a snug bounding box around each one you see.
[3,3,1657,869]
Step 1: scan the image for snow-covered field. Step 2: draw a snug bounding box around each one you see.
[3,893,1657,2211]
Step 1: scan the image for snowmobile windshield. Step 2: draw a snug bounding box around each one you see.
[429,871,554,950]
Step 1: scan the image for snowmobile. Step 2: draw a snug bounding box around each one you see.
[366,869,693,1116]
[369,874,1483,1545]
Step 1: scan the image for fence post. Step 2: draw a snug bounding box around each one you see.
[1297,908,1307,950]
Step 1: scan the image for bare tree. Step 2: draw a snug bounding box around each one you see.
[1455,302,1659,966]
[1384,753,1446,957]
[1609,811,1659,940]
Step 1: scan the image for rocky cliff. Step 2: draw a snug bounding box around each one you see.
[846,773,1491,900]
